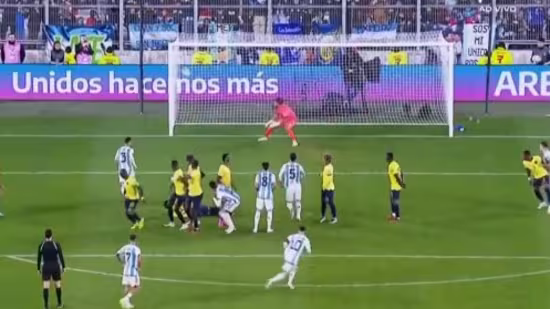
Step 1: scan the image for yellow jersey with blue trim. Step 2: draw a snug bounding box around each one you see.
[388,161,403,191]
[124,176,140,200]
[188,168,203,197]
[218,164,231,187]
[172,168,186,195]
[523,156,548,179]
[322,164,334,190]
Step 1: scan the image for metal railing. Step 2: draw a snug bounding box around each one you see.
[0,0,548,49]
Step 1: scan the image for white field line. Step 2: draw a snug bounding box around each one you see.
[0,171,524,176]
[2,253,550,260]
[0,133,550,139]
[5,255,550,288]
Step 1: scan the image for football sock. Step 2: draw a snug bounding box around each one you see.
[286,202,294,218]
[220,212,234,230]
[321,194,327,217]
[269,272,287,284]
[254,210,261,231]
[534,189,544,202]
[329,201,337,218]
[123,292,133,301]
[125,210,135,223]
[295,202,302,220]
[544,188,550,202]
[167,208,174,223]
[43,288,49,308]
[288,270,296,285]
[132,213,141,222]
[265,127,274,138]
[175,209,186,223]
[55,288,62,305]
[267,210,273,230]
[285,128,296,141]
[392,203,400,218]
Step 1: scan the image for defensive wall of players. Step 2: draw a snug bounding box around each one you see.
[2,64,549,102]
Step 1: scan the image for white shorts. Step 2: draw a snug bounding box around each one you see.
[222,201,240,213]
[122,275,140,287]
[285,185,302,203]
[256,198,274,211]
[282,262,297,273]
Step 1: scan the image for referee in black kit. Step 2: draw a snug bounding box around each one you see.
[37,228,65,309]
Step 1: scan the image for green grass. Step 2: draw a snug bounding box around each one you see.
[1,115,550,309]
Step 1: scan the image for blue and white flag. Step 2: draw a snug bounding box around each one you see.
[128,23,179,50]
[351,23,398,41]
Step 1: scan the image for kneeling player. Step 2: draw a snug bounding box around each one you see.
[210,181,240,234]
[254,162,276,233]
[116,234,141,309]
[258,98,298,147]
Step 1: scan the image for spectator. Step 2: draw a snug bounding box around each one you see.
[1,33,25,63]
[50,41,65,64]
[477,51,489,65]
[259,47,280,65]
[98,46,120,64]
[387,48,408,65]
[490,42,514,65]
[65,46,76,64]
[192,47,213,64]
[86,10,98,26]
[531,38,549,65]
[75,36,94,64]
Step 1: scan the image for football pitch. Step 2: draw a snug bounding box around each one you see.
[1,107,550,309]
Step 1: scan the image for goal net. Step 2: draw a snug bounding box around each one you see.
[168,35,454,136]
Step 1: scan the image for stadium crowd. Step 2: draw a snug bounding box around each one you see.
[0,0,548,64]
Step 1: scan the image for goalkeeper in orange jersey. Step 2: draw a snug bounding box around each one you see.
[258,98,298,147]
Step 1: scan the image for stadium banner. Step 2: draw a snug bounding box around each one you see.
[461,23,491,65]
[128,23,179,50]
[43,25,115,51]
[350,23,398,41]
[273,23,303,35]
[0,65,548,102]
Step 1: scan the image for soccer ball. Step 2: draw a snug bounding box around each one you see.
[532,55,542,63]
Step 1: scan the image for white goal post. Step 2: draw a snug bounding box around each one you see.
[168,38,454,137]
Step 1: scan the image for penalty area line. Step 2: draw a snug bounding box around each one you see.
[5,255,550,288]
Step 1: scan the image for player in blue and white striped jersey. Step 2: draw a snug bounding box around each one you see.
[266,226,312,290]
[116,234,142,309]
[254,162,276,233]
[279,153,305,221]
[209,181,241,234]
[114,137,137,195]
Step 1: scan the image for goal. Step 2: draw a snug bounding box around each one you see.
[167,36,454,136]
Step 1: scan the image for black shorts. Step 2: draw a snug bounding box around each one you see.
[42,264,62,281]
[533,176,550,188]
[125,199,139,210]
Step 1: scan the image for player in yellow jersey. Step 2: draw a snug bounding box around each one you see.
[320,154,337,224]
[387,152,406,222]
[163,160,190,230]
[217,153,232,188]
[120,169,145,230]
[186,160,204,232]
[522,150,550,211]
